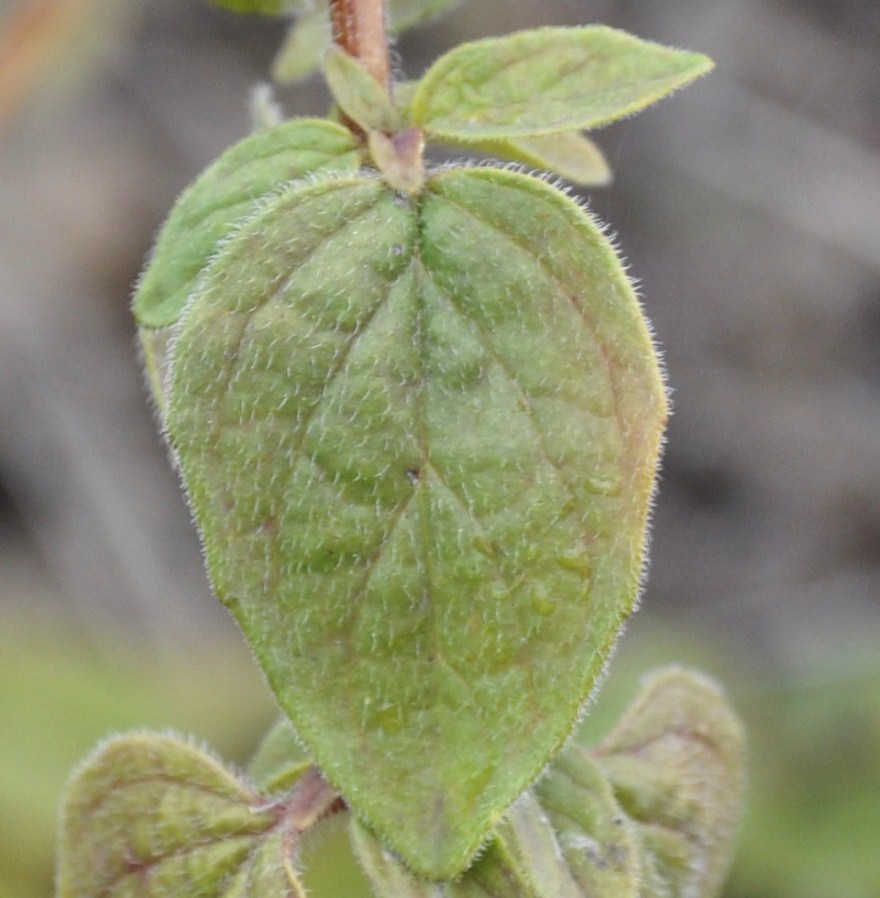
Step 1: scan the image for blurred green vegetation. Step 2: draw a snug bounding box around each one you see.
[0,610,276,898]
[3,610,879,898]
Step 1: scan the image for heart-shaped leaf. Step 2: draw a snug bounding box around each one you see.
[411,26,713,141]
[133,118,361,330]
[56,733,307,898]
[165,165,665,878]
[592,668,746,898]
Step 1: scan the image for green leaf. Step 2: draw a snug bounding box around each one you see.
[593,668,746,898]
[57,733,307,898]
[456,133,612,186]
[207,0,306,15]
[389,0,464,33]
[139,325,173,415]
[504,756,642,898]
[133,118,361,330]
[352,755,640,898]
[411,26,713,140]
[248,718,312,794]
[352,819,533,897]
[352,670,741,898]
[323,46,399,132]
[273,0,464,84]
[165,165,666,878]
[272,7,330,84]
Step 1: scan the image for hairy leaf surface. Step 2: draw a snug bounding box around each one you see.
[458,133,612,186]
[353,820,532,897]
[166,166,666,878]
[56,733,305,898]
[411,26,713,140]
[133,118,361,330]
[323,46,399,132]
[592,669,746,898]
[352,746,641,898]
[511,750,642,897]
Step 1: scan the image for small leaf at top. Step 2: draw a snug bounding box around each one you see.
[273,0,465,84]
[272,7,331,84]
[56,732,306,898]
[411,26,713,140]
[454,132,612,186]
[390,0,465,33]
[166,164,666,878]
[323,46,399,133]
[133,118,361,330]
[207,0,306,15]
[591,668,746,898]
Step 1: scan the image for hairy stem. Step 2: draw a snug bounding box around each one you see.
[328,0,390,95]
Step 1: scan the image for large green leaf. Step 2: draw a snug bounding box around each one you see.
[56,733,307,898]
[133,118,361,330]
[165,165,665,878]
[411,26,713,140]
[351,669,744,898]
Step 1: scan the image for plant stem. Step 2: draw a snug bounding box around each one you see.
[328,0,390,96]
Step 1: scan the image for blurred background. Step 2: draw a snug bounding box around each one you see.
[1,1,878,896]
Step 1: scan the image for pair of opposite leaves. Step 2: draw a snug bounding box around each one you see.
[132,26,712,881]
[58,669,745,898]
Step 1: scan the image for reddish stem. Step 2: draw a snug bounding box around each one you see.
[328,0,390,95]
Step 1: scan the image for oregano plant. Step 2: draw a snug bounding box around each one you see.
[56,2,745,897]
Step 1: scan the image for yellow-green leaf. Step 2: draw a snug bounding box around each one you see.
[272,6,330,84]
[411,26,713,140]
[453,132,612,186]
[509,754,642,898]
[57,733,306,898]
[593,668,747,898]
[323,46,399,132]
